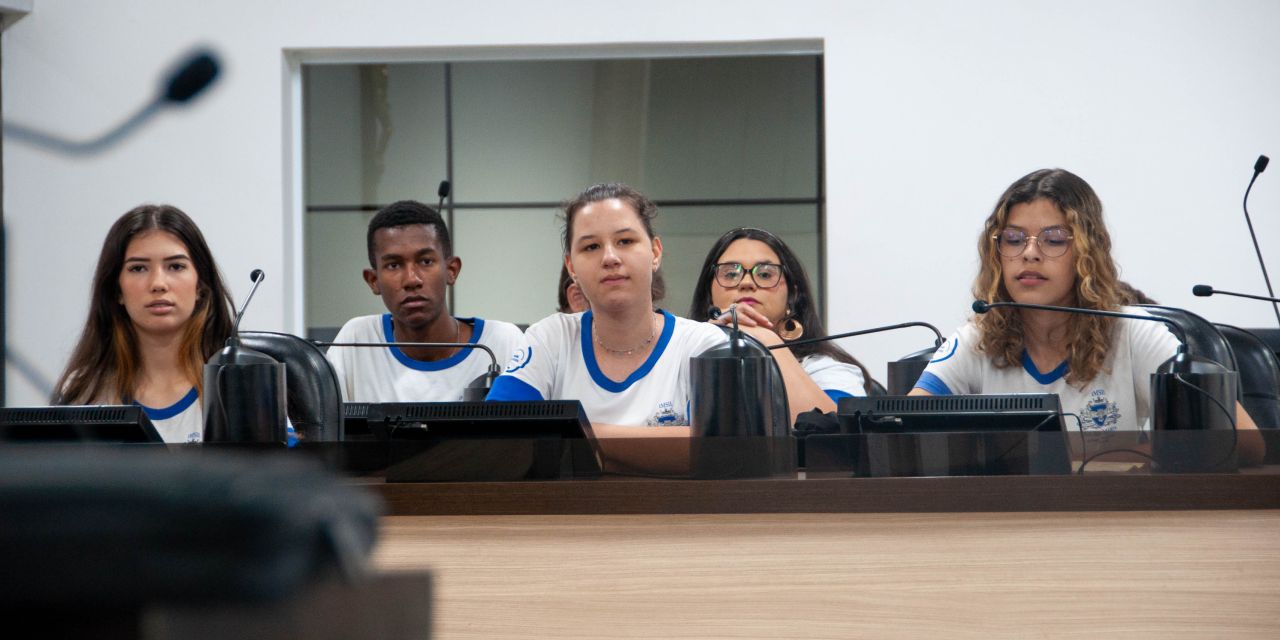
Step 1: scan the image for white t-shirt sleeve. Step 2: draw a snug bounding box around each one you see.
[916,326,983,395]
[488,316,561,401]
[1126,311,1182,416]
[687,322,731,356]
[323,319,359,402]
[802,355,867,399]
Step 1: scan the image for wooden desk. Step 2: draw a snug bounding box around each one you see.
[369,473,1280,639]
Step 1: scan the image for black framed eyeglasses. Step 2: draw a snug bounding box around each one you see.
[712,262,784,289]
[993,228,1073,258]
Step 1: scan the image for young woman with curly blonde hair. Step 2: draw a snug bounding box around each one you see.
[910,169,1260,461]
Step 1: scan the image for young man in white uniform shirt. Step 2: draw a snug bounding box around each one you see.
[325,201,522,402]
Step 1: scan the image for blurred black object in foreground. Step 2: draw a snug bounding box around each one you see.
[0,447,422,640]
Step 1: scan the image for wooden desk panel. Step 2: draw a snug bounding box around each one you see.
[374,510,1280,639]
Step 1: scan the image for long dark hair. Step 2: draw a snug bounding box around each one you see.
[688,228,877,394]
[53,205,236,405]
[560,183,665,305]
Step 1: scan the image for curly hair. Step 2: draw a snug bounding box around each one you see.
[972,169,1125,386]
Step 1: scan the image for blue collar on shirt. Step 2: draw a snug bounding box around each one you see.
[382,314,485,371]
[1022,350,1069,384]
[135,387,198,421]
[581,309,675,393]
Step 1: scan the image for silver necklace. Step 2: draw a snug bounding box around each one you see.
[593,313,657,356]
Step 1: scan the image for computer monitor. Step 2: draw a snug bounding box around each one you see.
[341,401,598,482]
[825,395,1069,476]
[354,401,591,441]
[1,406,163,443]
[837,394,1065,433]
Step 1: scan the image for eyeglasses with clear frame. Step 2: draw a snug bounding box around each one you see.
[993,228,1073,258]
[712,262,784,289]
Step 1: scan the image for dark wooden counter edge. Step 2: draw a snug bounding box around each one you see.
[370,474,1280,516]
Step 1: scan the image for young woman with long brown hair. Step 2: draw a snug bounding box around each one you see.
[911,169,1261,462]
[53,204,236,442]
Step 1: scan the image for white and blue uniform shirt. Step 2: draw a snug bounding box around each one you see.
[486,310,728,427]
[325,314,524,403]
[801,355,867,401]
[914,307,1181,431]
[137,387,202,443]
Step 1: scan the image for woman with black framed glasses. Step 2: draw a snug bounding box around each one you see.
[688,228,879,415]
[908,169,1261,462]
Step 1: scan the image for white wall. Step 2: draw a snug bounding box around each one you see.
[4,0,1279,405]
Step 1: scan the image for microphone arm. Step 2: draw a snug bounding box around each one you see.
[313,341,500,375]
[232,269,265,336]
[1192,285,1280,305]
[767,321,944,351]
[3,49,220,156]
[973,300,1187,350]
[1241,155,1280,328]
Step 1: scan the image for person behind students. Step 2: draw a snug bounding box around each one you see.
[909,168,1262,463]
[557,263,590,314]
[688,227,879,411]
[53,204,236,443]
[325,200,523,402]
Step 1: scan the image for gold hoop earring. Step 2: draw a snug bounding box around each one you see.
[779,317,804,341]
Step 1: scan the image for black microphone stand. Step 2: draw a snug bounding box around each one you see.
[1241,155,1279,327]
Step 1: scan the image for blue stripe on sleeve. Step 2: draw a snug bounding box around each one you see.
[913,371,953,396]
[824,389,853,403]
[485,375,545,401]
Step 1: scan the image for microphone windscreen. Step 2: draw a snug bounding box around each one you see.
[1191,284,1214,297]
[165,51,220,103]
[1257,155,1270,174]
[971,300,990,314]
[250,269,264,282]
[708,306,722,319]
[438,180,451,198]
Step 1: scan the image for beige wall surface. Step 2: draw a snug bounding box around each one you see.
[375,511,1280,639]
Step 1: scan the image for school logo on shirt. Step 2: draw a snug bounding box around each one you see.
[930,337,958,363]
[1080,389,1120,430]
[647,401,688,427]
[505,347,532,373]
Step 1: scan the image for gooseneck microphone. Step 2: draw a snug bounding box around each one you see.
[1192,284,1280,305]
[974,298,1239,469]
[437,180,451,212]
[232,269,266,337]
[766,321,944,351]
[1241,155,1279,327]
[4,48,222,156]
[205,269,287,443]
[972,299,1188,349]
[707,305,745,352]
